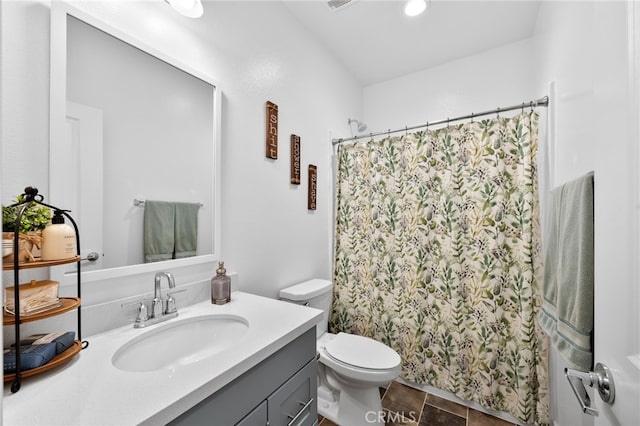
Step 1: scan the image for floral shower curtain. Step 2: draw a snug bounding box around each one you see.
[330,111,549,424]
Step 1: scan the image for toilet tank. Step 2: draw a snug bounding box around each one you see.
[279,279,332,337]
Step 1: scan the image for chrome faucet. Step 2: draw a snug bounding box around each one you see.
[123,271,184,328]
[152,271,176,318]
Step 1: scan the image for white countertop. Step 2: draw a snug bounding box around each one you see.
[3,292,322,425]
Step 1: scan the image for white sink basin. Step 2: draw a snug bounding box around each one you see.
[112,314,249,372]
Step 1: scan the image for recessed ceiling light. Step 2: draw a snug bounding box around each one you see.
[404,0,428,17]
[166,0,204,18]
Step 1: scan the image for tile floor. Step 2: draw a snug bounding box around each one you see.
[317,381,518,426]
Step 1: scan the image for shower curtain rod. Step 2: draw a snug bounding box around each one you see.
[331,95,549,145]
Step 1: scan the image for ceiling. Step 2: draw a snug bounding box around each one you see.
[280,0,542,86]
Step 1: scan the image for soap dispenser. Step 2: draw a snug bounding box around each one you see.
[211,261,231,305]
[41,210,77,261]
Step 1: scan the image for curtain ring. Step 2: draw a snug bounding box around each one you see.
[530,101,535,111]
[426,121,429,129]
[405,126,408,136]
[470,113,474,123]
[521,102,525,113]
[496,107,500,118]
[447,117,450,127]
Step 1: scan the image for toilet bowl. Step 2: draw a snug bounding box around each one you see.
[279,279,402,426]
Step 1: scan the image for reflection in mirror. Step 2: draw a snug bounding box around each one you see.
[50,5,220,282]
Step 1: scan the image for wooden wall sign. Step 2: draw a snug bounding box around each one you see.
[308,164,317,210]
[290,135,301,184]
[265,101,278,159]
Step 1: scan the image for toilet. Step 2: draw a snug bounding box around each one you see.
[279,279,401,426]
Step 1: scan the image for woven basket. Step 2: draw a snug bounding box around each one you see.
[2,232,42,264]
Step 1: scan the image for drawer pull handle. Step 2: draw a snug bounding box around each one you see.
[287,398,314,426]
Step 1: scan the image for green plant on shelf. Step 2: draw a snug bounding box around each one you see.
[2,194,52,234]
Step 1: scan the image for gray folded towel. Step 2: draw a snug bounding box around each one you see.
[538,171,594,371]
[144,200,175,263]
[174,202,200,259]
[143,200,200,262]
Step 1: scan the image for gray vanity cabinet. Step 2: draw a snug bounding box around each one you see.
[169,327,317,426]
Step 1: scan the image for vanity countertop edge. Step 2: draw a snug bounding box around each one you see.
[2,291,323,426]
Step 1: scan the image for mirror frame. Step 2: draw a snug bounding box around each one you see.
[49,2,222,283]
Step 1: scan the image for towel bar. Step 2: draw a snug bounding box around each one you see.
[133,198,203,207]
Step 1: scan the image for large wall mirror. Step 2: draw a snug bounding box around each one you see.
[50,4,221,283]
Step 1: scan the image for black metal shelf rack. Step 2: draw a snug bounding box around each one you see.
[3,186,87,393]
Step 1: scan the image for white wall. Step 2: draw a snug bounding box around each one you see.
[0,0,361,335]
[363,38,538,133]
[533,1,596,189]
[1,1,50,194]
[203,1,360,297]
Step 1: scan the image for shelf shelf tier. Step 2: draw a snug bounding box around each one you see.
[2,255,82,271]
[3,340,83,382]
[3,297,81,326]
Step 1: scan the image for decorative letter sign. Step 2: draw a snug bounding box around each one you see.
[290,135,301,184]
[308,164,317,210]
[265,101,278,159]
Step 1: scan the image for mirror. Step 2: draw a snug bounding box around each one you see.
[50,4,221,282]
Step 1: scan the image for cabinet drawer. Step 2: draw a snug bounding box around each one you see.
[236,400,267,426]
[267,360,317,426]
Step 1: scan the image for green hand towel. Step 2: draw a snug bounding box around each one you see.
[538,171,594,371]
[174,202,199,259]
[144,200,175,263]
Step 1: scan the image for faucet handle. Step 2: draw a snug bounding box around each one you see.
[135,302,149,325]
[165,289,186,315]
[121,300,149,326]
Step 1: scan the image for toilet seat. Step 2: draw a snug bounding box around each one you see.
[317,332,402,385]
[324,332,400,370]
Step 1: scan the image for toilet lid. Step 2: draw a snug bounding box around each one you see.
[324,332,400,370]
